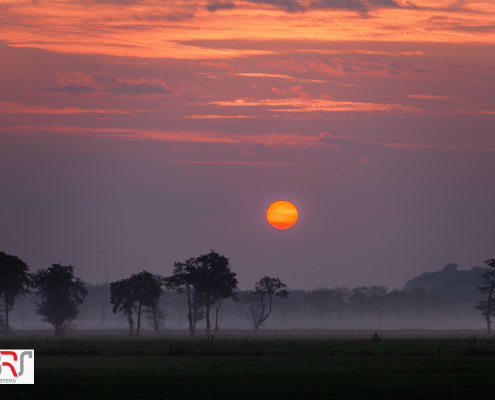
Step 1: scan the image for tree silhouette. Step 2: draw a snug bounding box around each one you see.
[0,252,31,334]
[110,278,136,335]
[348,286,370,326]
[369,286,388,326]
[243,276,289,333]
[165,257,203,336]
[134,271,165,334]
[212,288,239,334]
[387,289,409,324]
[409,288,430,328]
[303,287,333,326]
[332,286,349,324]
[89,282,111,327]
[195,250,238,337]
[476,259,495,333]
[32,264,88,336]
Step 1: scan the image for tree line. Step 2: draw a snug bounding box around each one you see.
[1,250,495,335]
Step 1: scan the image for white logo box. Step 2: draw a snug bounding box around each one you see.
[0,350,34,384]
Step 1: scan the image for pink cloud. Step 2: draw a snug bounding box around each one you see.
[270,86,286,95]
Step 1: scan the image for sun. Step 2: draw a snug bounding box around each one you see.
[266,201,298,230]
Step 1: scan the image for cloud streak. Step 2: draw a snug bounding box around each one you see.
[208,95,416,113]
[0,102,147,115]
[32,72,174,97]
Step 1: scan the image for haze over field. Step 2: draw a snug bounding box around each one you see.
[1,0,494,290]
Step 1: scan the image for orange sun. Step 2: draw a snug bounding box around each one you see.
[266,201,298,230]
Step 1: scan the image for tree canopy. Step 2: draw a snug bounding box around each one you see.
[0,252,31,334]
[32,263,88,336]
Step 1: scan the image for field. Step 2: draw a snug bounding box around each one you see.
[2,329,495,400]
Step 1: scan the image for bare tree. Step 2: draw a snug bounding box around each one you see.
[243,276,289,333]
[476,259,495,333]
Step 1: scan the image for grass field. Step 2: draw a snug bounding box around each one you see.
[2,330,495,400]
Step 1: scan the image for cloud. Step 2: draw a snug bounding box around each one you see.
[206,1,237,12]
[310,0,400,13]
[0,102,147,115]
[246,0,305,13]
[447,25,495,33]
[270,86,286,95]
[162,161,293,165]
[147,12,194,21]
[209,94,415,113]
[408,95,459,100]
[32,72,174,97]
[316,132,381,147]
[33,84,98,96]
[241,143,274,154]
[236,72,326,83]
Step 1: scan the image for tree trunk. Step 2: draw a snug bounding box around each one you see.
[128,312,134,336]
[136,302,142,336]
[215,307,220,334]
[187,291,193,336]
[153,307,160,334]
[4,295,10,335]
[206,291,210,338]
[487,289,493,334]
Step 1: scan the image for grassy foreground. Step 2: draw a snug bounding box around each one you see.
[2,331,495,400]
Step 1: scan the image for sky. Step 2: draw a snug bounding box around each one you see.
[1,0,494,290]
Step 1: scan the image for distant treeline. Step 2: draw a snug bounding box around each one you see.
[2,251,495,336]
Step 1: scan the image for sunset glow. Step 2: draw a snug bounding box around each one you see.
[1,0,494,289]
[267,201,299,230]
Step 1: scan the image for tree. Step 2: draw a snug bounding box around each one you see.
[243,276,289,333]
[348,286,370,326]
[409,288,430,328]
[332,286,349,324]
[303,287,333,326]
[195,250,238,337]
[387,289,408,325]
[32,264,88,337]
[212,289,239,334]
[0,252,31,334]
[110,278,136,334]
[135,272,166,334]
[369,286,388,326]
[476,259,495,334]
[127,271,163,335]
[91,282,111,327]
[165,257,203,336]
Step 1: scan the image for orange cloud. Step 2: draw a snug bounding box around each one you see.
[208,95,417,113]
[0,102,147,114]
[236,72,326,83]
[408,94,460,100]
[1,1,495,61]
